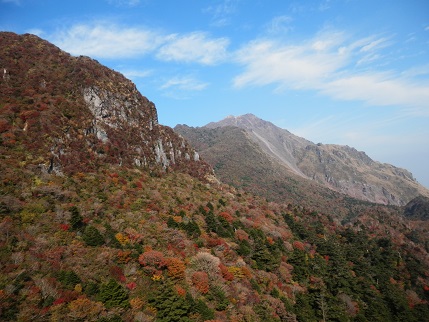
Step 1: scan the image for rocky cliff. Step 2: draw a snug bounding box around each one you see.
[0,32,213,180]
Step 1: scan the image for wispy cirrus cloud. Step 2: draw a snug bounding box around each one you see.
[120,69,152,80]
[233,31,347,90]
[233,30,429,114]
[265,15,294,34]
[156,32,229,65]
[159,75,209,99]
[203,0,238,27]
[160,76,208,91]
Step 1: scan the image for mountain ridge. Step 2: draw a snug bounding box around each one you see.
[177,113,429,206]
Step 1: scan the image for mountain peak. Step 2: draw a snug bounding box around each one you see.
[178,114,429,206]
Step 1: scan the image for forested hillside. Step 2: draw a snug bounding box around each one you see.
[1,165,429,321]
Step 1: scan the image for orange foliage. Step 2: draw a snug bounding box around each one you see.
[117,250,132,264]
[175,285,186,297]
[192,271,209,294]
[68,296,104,320]
[130,297,144,310]
[292,240,305,251]
[165,257,186,279]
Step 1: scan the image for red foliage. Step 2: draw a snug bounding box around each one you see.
[126,282,137,290]
[59,224,70,231]
[192,271,209,294]
[138,250,166,269]
[53,297,66,306]
[219,263,234,281]
[292,240,305,251]
[218,211,234,223]
[19,110,40,122]
[175,285,186,297]
[235,229,249,241]
[206,237,224,247]
[110,266,126,282]
[0,119,10,133]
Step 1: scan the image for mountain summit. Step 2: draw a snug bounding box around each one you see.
[177,114,429,206]
[0,32,213,180]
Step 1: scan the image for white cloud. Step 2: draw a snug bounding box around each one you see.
[233,35,346,90]
[51,23,166,59]
[120,69,152,80]
[27,28,44,36]
[322,73,429,113]
[50,23,229,65]
[233,31,429,113]
[156,32,229,65]
[266,15,293,34]
[160,76,208,91]
[203,0,238,27]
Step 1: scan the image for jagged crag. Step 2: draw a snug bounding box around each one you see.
[1,32,428,321]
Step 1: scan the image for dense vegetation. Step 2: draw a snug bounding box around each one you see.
[1,165,428,321]
[1,32,428,321]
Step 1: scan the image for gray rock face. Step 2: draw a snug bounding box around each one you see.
[0,32,214,181]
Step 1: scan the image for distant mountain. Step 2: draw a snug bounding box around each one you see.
[176,114,429,206]
[0,32,214,181]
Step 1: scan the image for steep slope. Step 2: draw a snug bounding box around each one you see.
[0,32,213,181]
[201,114,428,205]
[175,124,378,218]
[404,196,429,220]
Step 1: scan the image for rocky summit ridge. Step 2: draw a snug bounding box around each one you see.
[184,114,429,206]
[0,32,214,181]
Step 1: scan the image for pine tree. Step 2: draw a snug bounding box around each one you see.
[82,225,105,246]
[97,279,129,309]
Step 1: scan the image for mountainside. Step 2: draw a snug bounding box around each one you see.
[175,124,380,219]
[0,32,213,181]
[1,32,429,322]
[404,196,429,221]
[195,114,429,206]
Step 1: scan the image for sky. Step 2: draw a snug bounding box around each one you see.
[1,0,429,188]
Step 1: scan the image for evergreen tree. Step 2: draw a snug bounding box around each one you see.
[97,279,129,309]
[82,225,105,246]
[69,206,84,231]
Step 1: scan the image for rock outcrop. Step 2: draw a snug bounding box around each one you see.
[0,32,213,180]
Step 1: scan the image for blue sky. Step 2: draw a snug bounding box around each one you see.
[1,0,429,188]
